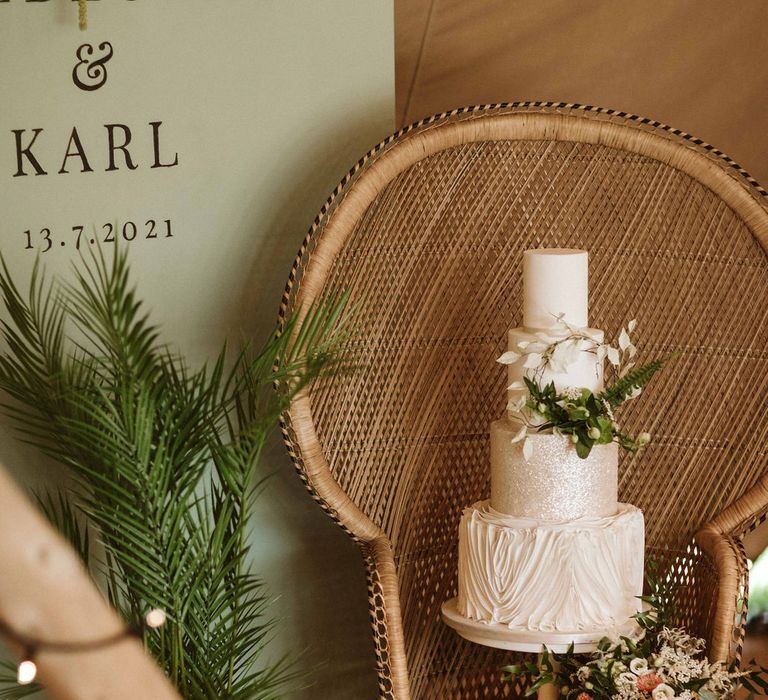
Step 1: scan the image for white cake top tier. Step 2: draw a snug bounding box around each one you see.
[523,248,588,329]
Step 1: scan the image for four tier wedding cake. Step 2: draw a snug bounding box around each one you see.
[456,249,645,633]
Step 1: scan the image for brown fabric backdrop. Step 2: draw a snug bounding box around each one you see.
[396,0,768,186]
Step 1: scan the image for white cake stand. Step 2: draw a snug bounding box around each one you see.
[441,597,644,699]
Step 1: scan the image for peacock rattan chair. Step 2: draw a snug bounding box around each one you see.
[278,102,768,699]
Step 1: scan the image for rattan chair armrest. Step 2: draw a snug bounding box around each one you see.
[695,525,749,663]
[284,394,384,543]
[709,473,768,541]
[364,537,412,700]
[694,475,768,663]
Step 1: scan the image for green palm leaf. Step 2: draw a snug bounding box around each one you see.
[0,246,349,699]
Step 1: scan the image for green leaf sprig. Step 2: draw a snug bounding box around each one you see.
[500,318,666,459]
[523,357,662,459]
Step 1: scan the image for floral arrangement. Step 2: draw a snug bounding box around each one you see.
[501,566,768,699]
[498,316,665,459]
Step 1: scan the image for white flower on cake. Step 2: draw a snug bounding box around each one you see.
[496,350,521,364]
[521,437,533,461]
[505,395,526,413]
[509,425,527,444]
[618,327,637,357]
[522,352,544,369]
[497,315,665,461]
[549,338,583,373]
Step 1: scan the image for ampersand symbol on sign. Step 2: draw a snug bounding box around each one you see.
[72,42,114,92]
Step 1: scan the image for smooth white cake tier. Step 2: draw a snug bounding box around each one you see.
[523,249,589,328]
[457,501,644,632]
[506,327,604,409]
[490,426,618,519]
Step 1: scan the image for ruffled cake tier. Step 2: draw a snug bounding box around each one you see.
[457,501,644,632]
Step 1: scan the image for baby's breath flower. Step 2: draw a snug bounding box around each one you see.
[564,386,582,400]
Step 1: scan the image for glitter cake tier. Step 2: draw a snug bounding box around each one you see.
[457,501,644,632]
[490,423,618,519]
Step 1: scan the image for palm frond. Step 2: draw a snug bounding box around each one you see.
[0,246,350,699]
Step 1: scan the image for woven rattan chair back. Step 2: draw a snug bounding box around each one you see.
[279,103,768,700]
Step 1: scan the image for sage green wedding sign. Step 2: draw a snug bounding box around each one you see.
[0,0,394,354]
[0,2,394,698]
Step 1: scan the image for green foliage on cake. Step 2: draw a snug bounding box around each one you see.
[500,317,665,460]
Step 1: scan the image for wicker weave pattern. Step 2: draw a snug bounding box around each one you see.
[279,103,768,699]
